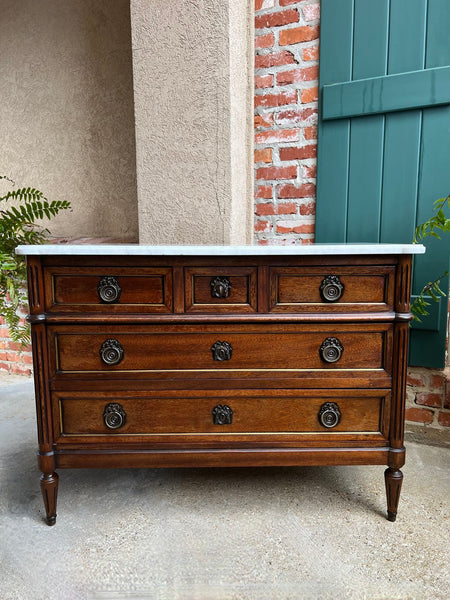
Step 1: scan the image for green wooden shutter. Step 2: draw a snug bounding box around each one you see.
[316,0,450,368]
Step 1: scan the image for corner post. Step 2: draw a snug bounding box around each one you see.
[26,256,58,525]
[386,254,413,521]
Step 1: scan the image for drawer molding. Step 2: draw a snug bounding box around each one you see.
[269,265,395,313]
[185,266,258,313]
[45,266,174,313]
[55,392,390,440]
[50,323,392,377]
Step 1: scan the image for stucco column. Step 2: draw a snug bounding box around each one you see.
[130,0,253,245]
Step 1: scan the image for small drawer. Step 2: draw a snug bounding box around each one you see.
[55,391,389,439]
[184,266,257,312]
[269,266,395,313]
[44,266,173,313]
[49,322,392,381]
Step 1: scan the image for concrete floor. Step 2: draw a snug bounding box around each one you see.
[1,375,449,600]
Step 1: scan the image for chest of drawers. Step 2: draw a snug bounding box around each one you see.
[16,244,425,525]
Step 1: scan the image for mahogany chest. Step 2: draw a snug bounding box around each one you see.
[16,244,425,524]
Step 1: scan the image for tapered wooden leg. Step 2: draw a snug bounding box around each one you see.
[40,472,59,526]
[384,467,403,522]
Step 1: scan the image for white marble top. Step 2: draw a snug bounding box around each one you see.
[16,243,425,256]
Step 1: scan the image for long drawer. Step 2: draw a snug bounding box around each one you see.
[53,390,390,443]
[49,323,393,381]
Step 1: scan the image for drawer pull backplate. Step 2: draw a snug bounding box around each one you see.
[100,338,124,366]
[210,276,232,298]
[318,402,341,428]
[97,276,121,303]
[103,403,127,430]
[320,275,344,302]
[211,341,233,361]
[319,337,344,363]
[212,404,233,425]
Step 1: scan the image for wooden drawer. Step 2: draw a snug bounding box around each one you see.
[44,266,173,313]
[49,323,392,380]
[184,266,257,312]
[54,390,389,441]
[269,265,395,312]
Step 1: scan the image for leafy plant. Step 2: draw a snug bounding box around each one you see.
[0,176,70,345]
[411,194,450,322]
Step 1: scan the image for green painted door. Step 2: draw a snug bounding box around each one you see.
[316,0,450,367]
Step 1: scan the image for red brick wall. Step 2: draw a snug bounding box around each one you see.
[254,0,319,245]
[0,315,32,376]
[406,367,450,428]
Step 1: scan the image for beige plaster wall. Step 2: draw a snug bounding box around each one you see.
[131,0,253,245]
[0,0,138,240]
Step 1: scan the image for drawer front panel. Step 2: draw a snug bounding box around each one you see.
[184,267,257,312]
[50,323,391,375]
[269,266,395,312]
[56,392,388,437]
[44,267,173,313]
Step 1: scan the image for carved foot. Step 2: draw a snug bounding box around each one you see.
[40,472,59,526]
[384,467,403,522]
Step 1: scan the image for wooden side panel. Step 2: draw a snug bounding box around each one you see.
[26,254,57,515]
[390,256,413,448]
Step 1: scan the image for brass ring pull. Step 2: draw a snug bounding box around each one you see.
[211,341,233,361]
[320,275,344,302]
[100,339,124,366]
[103,403,127,429]
[319,337,343,363]
[212,404,233,425]
[318,402,341,428]
[97,276,121,303]
[210,276,232,298]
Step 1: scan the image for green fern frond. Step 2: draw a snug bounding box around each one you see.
[1,176,71,346]
[0,200,71,234]
[0,187,44,204]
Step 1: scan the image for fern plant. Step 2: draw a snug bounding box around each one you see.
[411,194,450,321]
[0,176,70,345]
